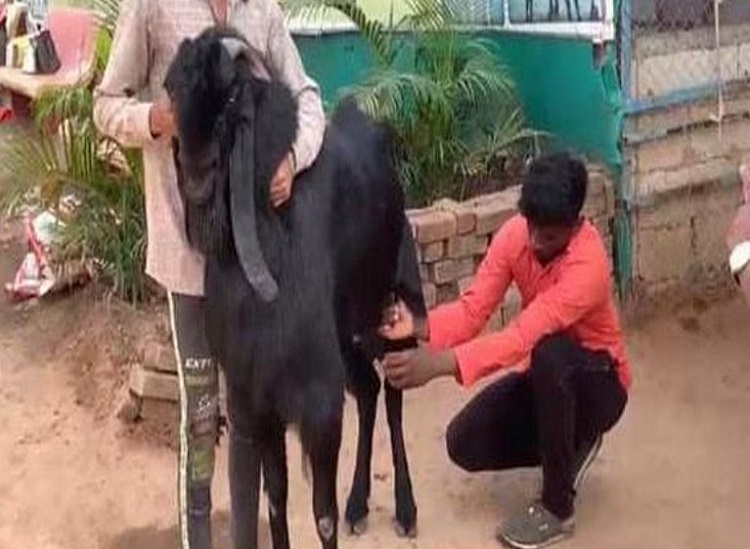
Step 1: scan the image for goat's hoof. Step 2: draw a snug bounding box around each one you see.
[346,517,369,536]
[393,517,418,539]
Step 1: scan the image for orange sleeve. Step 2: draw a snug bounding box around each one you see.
[452,246,610,387]
[426,218,519,351]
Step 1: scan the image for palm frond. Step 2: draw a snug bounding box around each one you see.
[91,0,122,37]
[281,0,399,65]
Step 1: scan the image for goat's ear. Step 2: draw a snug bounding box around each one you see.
[229,101,279,303]
[164,38,194,99]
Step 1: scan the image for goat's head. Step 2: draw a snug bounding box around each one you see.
[164,28,282,302]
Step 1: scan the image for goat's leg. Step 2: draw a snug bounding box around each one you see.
[228,431,261,549]
[344,358,381,535]
[305,410,343,549]
[226,383,262,549]
[261,418,290,549]
[384,381,417,538]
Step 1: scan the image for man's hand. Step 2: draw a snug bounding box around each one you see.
[381,347,458,390]
[270,152,295,208]
[379,298,428,341]
[149,102,176,139]
[379,298,415,340]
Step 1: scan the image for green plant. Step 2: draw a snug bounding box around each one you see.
[283,0,541,206]
[0,0,149,304]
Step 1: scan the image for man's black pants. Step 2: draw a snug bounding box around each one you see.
[445,333,628,519]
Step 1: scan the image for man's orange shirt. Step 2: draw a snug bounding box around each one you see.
[428,214,631,389]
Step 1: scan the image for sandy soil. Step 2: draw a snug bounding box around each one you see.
[1,227,750,549]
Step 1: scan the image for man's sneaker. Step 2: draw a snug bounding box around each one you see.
[496,502,575,549]
[573,434,603,492]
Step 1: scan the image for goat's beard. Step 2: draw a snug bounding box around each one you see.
[183,182,234,261]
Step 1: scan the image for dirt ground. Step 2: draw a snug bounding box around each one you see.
[2,229,750,549]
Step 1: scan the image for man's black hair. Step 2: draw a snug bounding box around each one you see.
[518,152,588,227]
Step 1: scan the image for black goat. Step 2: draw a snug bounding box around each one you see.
[164,27,426,549]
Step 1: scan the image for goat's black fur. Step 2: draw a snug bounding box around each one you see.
[165,26,426,549]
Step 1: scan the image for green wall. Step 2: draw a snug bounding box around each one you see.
[294,30,624,171]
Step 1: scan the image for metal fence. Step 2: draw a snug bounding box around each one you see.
[619,0,750,114]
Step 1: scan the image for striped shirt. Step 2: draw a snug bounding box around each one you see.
[93,0,326,295]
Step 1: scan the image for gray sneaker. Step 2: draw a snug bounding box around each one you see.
[573,435,603,492]
[496,502,575,549]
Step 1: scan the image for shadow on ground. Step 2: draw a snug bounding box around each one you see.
[105,511,272,549]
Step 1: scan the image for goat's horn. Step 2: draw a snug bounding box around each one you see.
[221,37,250,59]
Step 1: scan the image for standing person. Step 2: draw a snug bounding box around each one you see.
[727,164,750,304]
[379,152,631,549]
[93,1,326,548]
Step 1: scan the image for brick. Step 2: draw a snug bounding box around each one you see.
[455,258,475,279]
[432,258,475,284]
[637,225,693,284]
[693,186,740,271]
[434,198,477,235]
[446,235,488,259]
[418,263,429,282]
[129,363,179,402]
[636,133,689,174]
[142,340,175,373]
[663,157,737,193]
[421,241,444,263]
[431,260,455,284]
[422,283,437,309]
[458,276,474,294]
[410,210,457,244]
[635,104,689,135]
[139,397,179,424]
[688,119,750,161]
[474,197,516,235]
[436,282,459,304]
[582,195,607,220]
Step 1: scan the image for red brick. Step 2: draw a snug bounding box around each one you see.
[142,340,175,373]
[434,198,477,235]
[421,241,445,263]
[129,363,179,402]
[458,276,474,293]
[410,210,457,243]
[431,260,457,284]
[432,257,475,284]
[436,282,459,304]
[446,235,488,259]
[474,196,516,235]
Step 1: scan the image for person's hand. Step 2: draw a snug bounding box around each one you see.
[381,347,458,390]
[270,152,295,207]
[149,102,176,139]
[379,298,415,340]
